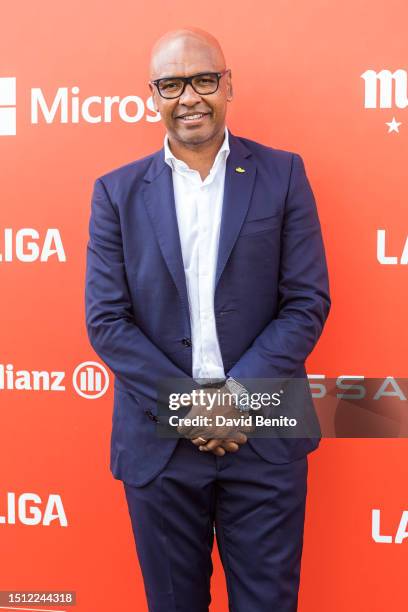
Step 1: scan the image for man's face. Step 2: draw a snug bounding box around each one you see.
[148,36,233,146]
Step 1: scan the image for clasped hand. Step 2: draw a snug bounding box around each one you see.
[176,385,254,456]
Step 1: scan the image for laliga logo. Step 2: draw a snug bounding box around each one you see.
[0,228,65,262]
[372,509,408,544]
[376,230,408,265]
[0,76,160,136]
[0,492,67,527]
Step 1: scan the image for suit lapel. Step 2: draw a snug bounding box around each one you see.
[143,157,189,311]
[215,131,256,287]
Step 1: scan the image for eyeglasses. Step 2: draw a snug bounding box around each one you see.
[150,69,230,99]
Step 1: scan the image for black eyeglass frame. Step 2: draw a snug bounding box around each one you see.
[150,69,230,99]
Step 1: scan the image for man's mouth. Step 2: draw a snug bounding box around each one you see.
[176,112,210,123]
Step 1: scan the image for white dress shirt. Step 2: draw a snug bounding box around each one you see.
[164,126,230,383]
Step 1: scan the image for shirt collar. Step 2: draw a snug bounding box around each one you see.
[164,126,230,173]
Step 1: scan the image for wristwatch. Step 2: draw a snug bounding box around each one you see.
[225,377,251,412]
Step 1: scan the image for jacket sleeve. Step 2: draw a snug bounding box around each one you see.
[227,153,331,384]
[85,178,192,400]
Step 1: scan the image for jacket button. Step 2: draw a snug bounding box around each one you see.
[144,409,159,423]
[181,337,192,347]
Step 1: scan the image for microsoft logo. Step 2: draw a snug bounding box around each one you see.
[0,76,159,133]
[0,77,16,135]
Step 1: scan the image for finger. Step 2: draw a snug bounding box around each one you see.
[228,432,247,445]
[220,441,239,452]
[199,439,224,452]
[210,445,226,456]
[191,437,209,447]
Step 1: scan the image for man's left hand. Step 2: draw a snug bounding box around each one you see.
[176,384,255,454]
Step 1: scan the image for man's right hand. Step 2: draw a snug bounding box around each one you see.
[190,432,248,456]
[177,386,253,456]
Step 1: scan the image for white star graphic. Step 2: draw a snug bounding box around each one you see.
[385,117,402,133]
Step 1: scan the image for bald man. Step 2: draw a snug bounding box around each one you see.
[85,26,330,612]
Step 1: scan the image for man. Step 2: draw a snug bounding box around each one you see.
[85,26,331,612]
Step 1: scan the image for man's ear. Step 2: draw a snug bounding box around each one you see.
[148,82,160,113]
[226,71,233,102]
[227,82,233,102]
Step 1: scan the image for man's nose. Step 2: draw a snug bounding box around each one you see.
[178,83,202,105]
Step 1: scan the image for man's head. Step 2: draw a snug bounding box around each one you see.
[148,27,233,148]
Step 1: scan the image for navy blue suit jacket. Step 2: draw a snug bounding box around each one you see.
[85,129,331,486]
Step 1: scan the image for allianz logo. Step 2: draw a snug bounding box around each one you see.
[0,77,160,136]
[0,361,109,398]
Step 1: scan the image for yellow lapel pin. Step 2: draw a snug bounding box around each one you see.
[235,166,246,173]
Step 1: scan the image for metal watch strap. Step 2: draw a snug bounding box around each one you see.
[225,377,251,412]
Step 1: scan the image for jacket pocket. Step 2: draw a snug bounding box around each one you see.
[239,213,281,236]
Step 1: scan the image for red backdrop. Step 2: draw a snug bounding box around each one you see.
[1,2,408,611]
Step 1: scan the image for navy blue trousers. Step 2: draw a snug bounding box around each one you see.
[123,438,308,612]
